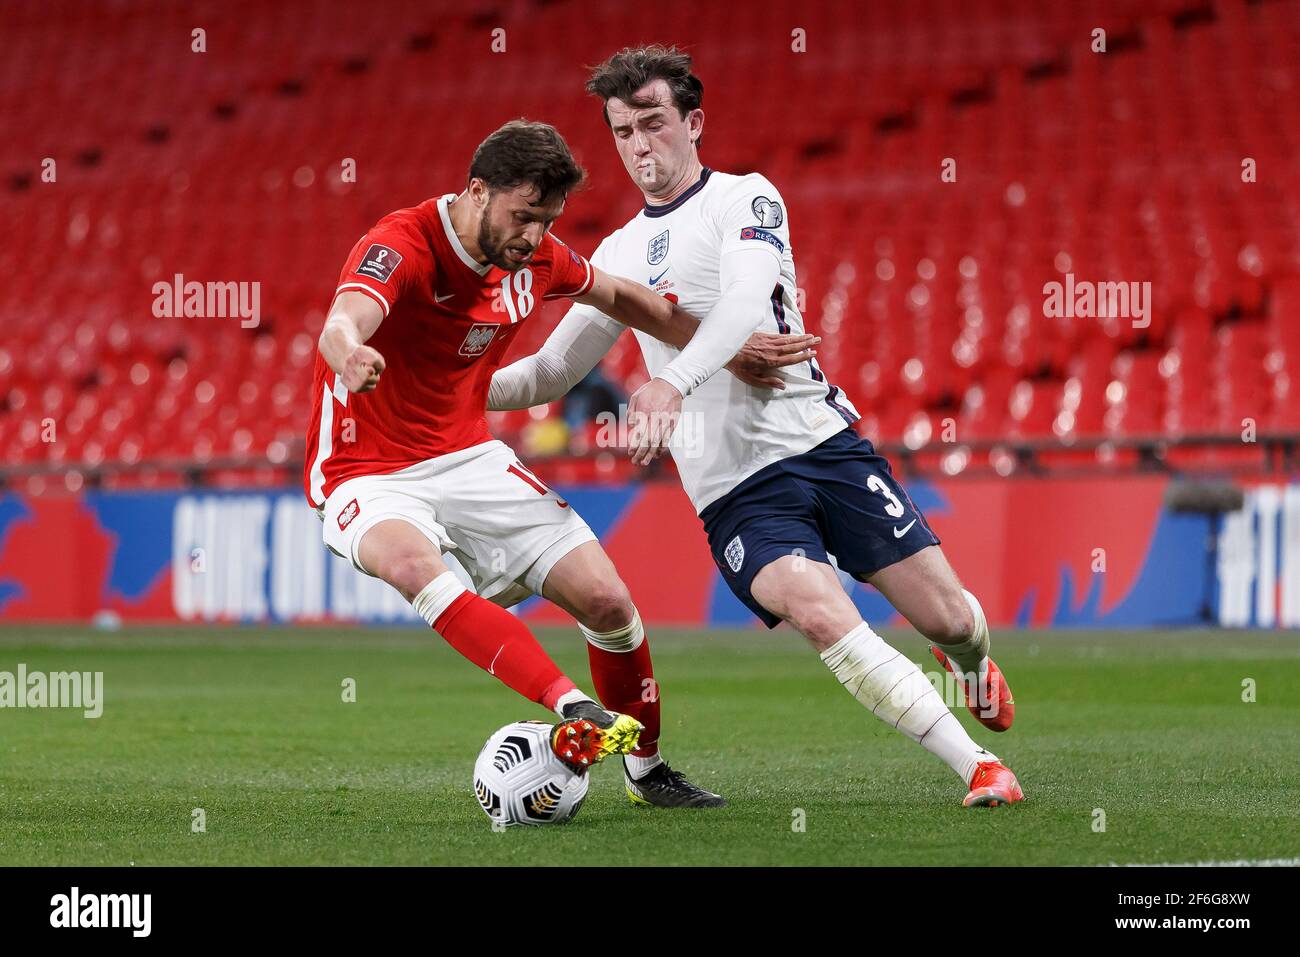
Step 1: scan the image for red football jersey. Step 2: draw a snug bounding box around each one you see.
[304,193,594,507]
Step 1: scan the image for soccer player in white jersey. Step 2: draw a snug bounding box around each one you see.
[491,46,1024,807]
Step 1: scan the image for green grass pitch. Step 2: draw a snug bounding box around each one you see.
[1,626,1297,866]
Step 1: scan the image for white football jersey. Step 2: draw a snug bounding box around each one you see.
[590,168,860,513]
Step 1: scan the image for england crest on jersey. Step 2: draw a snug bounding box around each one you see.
[647,229,670,265]
[724,535,745,573]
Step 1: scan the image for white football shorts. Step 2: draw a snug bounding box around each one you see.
[317,439,596,608]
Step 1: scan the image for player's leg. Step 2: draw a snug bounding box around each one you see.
[865,544,1013,731]
[864,543,973,645]
[355,517,578,711]
[704,458,1021,806]
[434,441,718,805]
[541,542,726,808]
[797,430,1015,733]
[540,542,657,756]
[418,442,656,767]
[350,515,639,769]
[749,554,1006,793]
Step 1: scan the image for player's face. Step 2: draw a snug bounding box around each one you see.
[606,80,703,197]
[476,184,564,271]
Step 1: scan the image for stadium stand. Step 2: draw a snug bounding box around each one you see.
[2,0,1297,490]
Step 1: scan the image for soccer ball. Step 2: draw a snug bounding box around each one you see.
[472,720,589,826]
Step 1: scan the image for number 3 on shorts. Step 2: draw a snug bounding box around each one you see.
[866,474,906,518]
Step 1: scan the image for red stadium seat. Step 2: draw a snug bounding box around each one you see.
[2,0,1297,480]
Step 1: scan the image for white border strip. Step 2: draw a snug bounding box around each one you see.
[1106,856,1300,867]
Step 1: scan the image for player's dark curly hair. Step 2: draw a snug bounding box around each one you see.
[586,44,705,148]
[469,120,585,203]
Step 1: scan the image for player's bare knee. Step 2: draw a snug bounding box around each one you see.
[782,596,854,648]
[576,578,635,632]
[920,595,976,645]
[380,552,443,603]
[786,609,847,650]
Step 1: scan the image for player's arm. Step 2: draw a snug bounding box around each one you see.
[653,247,782,399]
[574,266,817,390]
[318,291,387,393]
[624,247,784,464]
[489,303,622,410]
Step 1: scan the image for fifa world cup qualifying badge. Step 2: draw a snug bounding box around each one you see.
[356,244,402,282]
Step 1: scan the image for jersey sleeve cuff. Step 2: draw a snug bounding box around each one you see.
[655,367,694,398]
[334,281,392,317]
[574,258,594,297]
[543,258,594,300]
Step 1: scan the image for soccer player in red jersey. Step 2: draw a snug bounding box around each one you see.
[303,120,811,804]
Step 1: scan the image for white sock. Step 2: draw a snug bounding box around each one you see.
[624,753,663,779]
[553,688,595,717]
[820,622,995,784]
[578,609,645,652]
[410,571,467,628]
[936,589,991,686]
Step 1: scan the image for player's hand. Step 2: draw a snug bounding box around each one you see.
[342,344,386,393]
[727,332,819,389]
[626,377,683,466]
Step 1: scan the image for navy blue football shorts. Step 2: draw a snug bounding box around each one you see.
[699,427,940,628]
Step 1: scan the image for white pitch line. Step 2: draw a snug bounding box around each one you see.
[1106,857,1300,867]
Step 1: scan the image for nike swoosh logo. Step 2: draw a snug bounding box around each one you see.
[435,292,455,302]
[893,520,917,538]
[488,644,505,675]
[649,268,669,285]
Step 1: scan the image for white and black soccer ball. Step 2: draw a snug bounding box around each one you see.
[472,720,589,827]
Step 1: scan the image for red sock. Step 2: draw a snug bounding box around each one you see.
[433,592,576,711]
[587,637,661,757]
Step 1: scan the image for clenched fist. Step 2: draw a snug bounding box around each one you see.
[342,344,386,393]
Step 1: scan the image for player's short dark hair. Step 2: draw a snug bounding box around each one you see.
[468,120,585,204]
[586,44,704,147]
